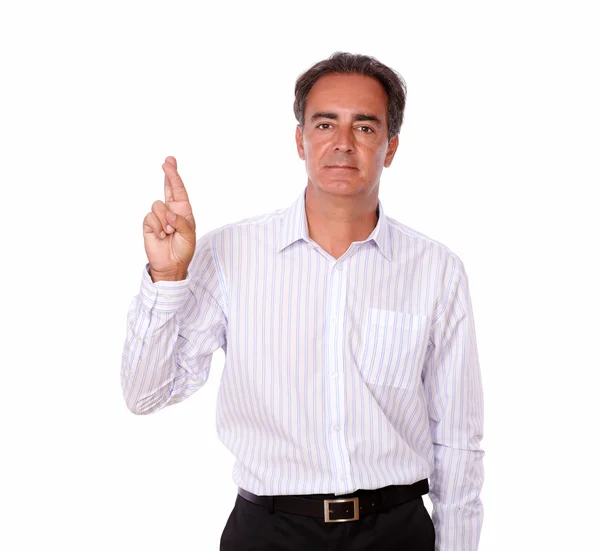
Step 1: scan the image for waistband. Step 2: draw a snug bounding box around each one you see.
[237,479,429,523]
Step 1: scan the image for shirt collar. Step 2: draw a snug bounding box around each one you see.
[276,187,392,261]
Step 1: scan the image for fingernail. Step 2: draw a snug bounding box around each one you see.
[160,231,166,239]
[166,224,174,233]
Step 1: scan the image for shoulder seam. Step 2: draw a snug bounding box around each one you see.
[386,216,463,264]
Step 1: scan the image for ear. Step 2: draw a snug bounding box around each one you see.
[383,134,399,168]
[295,125,306,160]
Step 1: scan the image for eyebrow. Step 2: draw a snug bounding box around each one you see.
[310,112,383,127]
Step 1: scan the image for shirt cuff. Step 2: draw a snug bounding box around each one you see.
[139,263,191,312]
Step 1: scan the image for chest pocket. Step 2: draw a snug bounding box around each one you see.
[357,308,429,389]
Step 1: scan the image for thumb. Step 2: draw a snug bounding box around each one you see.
[166,210,194,239]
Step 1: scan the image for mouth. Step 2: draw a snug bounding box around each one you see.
[325,165,358,170]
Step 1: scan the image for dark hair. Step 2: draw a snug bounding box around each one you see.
[293,52,407,141]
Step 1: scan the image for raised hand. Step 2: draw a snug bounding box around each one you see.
[143,156,197,281]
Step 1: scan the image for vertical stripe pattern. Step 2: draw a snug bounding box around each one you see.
[121,188,484,551]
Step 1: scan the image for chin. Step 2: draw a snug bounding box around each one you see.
[315,181,368,196]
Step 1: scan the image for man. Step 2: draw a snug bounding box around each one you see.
[122,52,485,551]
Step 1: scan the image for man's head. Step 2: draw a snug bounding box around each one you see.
[294,52,407,199]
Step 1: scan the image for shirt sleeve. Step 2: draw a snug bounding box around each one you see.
[120,231,227,415]
[423,257,485,551]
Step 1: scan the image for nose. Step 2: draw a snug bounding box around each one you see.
[333,124,354,153]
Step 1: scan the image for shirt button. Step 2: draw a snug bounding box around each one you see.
[333,425,341,431]
[331,372,338,378]
[164,295,171,301]
[336,264,343,271]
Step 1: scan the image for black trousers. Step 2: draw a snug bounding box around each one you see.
[220,490,435,551]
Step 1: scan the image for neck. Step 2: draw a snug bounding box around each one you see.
[304,183,379,259]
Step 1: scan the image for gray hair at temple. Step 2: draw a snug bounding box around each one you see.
[293,52,407,141]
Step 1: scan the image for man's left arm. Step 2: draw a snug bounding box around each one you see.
[423,257,485,551]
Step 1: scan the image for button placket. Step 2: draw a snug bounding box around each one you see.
[325,260,354,494]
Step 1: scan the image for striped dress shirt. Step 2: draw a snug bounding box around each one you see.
[121,187,484,551]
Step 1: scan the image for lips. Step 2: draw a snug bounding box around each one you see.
[326,165,358,170]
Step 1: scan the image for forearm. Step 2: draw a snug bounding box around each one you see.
[429,445,484,551]
[121,296,187,414]
[121,262,226,414]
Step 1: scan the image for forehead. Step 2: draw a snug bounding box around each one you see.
[305,73,388,115]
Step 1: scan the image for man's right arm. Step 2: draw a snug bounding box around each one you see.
[121,232,227,415]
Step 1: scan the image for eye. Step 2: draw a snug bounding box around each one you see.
[357,126,374,133]
[316,123,333,130]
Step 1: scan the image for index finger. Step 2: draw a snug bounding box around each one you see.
[163,156,177,202]
[162,160,189,203]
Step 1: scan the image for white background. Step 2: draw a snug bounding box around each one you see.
[1,1,598,549]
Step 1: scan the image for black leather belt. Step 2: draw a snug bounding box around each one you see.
[237,479,429,523]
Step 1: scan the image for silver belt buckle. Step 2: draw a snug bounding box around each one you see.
[323,497,360,522]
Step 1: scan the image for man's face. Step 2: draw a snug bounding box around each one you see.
[295,72,399,198]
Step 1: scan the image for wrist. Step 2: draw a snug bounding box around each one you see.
[149,268,188,282]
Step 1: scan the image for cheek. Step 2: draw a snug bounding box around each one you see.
[303,140,323,165]
[365,144,388,169]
